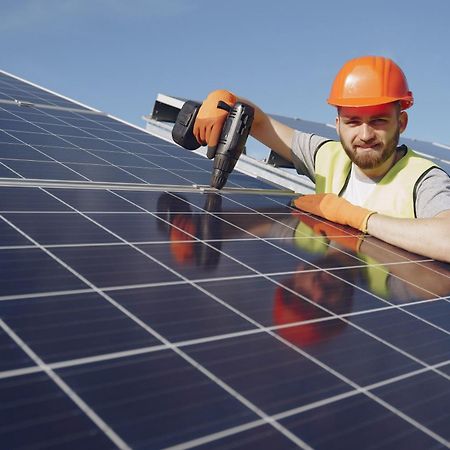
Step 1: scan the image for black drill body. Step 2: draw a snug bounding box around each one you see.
[172,100,254,189]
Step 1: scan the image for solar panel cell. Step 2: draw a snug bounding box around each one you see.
[0,247,87,296]
[88,150,158,167]
[0,163,20,178]
[115,165,195,185]
[138,242,255,279]
[200,276,332,327]
[0,292,161,361]
[270,271,388,314]
[37,146,107,164]
[0,129,21,144]
[61,136,125,151]
[3,212,120,245]
[51,244,180,288]
[0,118,44,133]
[373,371,450,441]
[6,130,78,147]
[280,393,443,449]
[439,363,450,377]
[404,300,450,332]
[0,373,116,449]
[0,142,54,160]
[184,332,350,415]
[279,320,421,385]
[47,188,143,212]
[349,309,450,365]
[195,425,300,450]
[0,329,35,370]
[108,284,254,341]
[4,159,88,181]
[64,163,146,184]
[56,352,258,449]
[0,219,31,246]
[0,187,72,211]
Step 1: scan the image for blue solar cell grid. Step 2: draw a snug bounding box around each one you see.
[0,71,91,110]
[0,102,276,189]
[0,70,449,450]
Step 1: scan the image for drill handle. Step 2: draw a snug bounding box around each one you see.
[210,102,255,189]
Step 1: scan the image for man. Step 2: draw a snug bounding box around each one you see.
[193,56,450,262]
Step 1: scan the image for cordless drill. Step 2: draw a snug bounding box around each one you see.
[172,100,254,189]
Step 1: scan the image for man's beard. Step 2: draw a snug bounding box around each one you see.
[341,128,400,170]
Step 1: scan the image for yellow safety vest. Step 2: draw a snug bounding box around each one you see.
[314,142,438,218]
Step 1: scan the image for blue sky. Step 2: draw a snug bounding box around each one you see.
[2,0,450,153]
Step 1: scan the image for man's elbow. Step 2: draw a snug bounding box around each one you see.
[431,245,450,264]
[430,215,450,262]
[434,235,450,263]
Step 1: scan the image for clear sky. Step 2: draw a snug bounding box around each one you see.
[2,0,450,153]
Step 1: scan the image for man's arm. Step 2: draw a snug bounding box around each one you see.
[293,194,450,263]
[194,90,322,170]
[235,96,295,162]
[366,210,450,263]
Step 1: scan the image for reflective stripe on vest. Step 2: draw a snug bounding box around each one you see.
[314,142,437,218]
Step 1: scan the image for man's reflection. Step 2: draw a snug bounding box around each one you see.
[157,192,450,348]
[273,280,351,347]
[157,193,222,269]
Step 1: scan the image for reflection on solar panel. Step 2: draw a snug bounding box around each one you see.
[1,70,449,450]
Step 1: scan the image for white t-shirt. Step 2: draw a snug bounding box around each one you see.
[341,164,379,206]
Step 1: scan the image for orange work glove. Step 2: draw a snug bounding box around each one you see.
[292,210,363,252]
[292,193,376,233]
[193,89,237,149]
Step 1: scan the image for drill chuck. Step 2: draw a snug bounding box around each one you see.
[211,154,239,189]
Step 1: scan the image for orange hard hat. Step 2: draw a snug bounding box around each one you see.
[327,56,413,110]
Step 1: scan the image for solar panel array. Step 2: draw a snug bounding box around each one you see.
[1,70,449,450]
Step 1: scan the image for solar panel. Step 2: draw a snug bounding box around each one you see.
[1,70,449,450]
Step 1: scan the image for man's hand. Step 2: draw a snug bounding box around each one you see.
[193,90,236,150]
[294,211,364,253]
[293,193,375,233]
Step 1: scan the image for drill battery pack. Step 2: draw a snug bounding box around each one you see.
[171,100,202,150]
[171,100,254,189]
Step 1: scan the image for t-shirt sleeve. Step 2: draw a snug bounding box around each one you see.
[290,130,331,182]
[415,167,450,218]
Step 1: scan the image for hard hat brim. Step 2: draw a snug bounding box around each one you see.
[327,96,413,109]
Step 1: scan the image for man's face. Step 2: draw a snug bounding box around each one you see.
[336,102,407,171]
